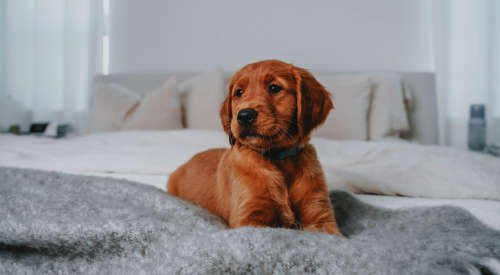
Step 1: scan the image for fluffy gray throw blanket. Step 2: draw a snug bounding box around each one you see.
[0,167,499,275]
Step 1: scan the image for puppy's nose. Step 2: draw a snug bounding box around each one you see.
[237,108,258,126]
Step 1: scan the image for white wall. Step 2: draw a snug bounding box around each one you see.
[108,0,434,73]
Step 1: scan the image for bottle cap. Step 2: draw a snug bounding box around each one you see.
[470,104,485,119]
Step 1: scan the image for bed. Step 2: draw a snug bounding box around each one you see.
[1,71,499,274]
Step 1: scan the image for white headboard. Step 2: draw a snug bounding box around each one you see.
[94,72,438,145]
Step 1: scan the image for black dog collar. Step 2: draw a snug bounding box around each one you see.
[259,146,305,160]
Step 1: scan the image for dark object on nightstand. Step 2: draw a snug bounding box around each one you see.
[8,125,21,135]
[30,123,49,134]
[42,123,71,138]
[468,104,486,151]
[56,124,71,138]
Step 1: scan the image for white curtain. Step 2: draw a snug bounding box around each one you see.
[0,0,103,132]
[434,0,500,148]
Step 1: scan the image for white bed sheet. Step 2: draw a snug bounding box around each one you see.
[1,130,499,230]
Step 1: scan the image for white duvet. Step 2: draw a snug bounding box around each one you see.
[1,130,500,229]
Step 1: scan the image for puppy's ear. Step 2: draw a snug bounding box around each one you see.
[220,85,236,146]
[293,66,333,137]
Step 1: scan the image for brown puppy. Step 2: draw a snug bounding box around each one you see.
[168,60,342,236]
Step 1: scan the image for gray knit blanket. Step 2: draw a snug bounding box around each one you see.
[0,167,499,275]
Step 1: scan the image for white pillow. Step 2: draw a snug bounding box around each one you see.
[89,76,182,133]
[90,82,140,133]
[313,75,372,140]
[368,73,409,140]
[181,69,226,130]
[123,76,183,130]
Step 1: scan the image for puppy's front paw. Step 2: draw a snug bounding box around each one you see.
[305,222,344,237]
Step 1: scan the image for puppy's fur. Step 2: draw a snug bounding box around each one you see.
[168,60,341,235]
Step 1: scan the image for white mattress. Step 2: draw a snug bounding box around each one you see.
[1,130,499,230]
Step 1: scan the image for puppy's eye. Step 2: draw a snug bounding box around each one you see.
[268,84,282,94]
[235,89,244,97]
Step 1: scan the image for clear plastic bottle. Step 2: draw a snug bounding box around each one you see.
[468,104,486,151]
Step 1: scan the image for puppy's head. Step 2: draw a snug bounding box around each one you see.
[220,60,333,150]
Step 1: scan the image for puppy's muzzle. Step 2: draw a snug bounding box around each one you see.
[237,108,258,127]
